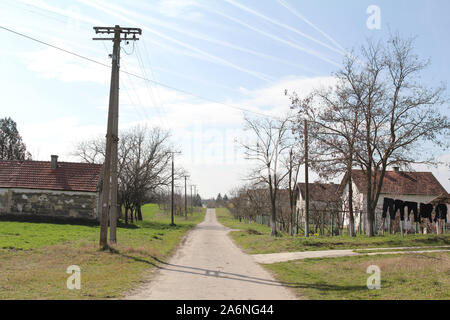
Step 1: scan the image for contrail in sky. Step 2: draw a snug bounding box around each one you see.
[94,0,317,75]
[78,0,275,83]
[201,4,340,67]
[276,0,347,54]
[224,0,345,56]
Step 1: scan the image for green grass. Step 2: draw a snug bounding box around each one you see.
[216,207,450,254]
[264,252,450,299]
[215,207,271,234]
[0,204,206,299]
[0,221,98,250]
[354,246,450,254]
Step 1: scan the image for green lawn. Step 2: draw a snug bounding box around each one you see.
[264,252,450,299]
[216,207,450,254]
[0,204,205,299]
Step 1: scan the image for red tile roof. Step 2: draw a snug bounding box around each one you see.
[349,170,447,196]
[297,182,340,202]
[0,160,102,192]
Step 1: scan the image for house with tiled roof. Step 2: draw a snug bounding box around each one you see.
[0,155,102,220]
[339,168,448,233]
[295,182,341,230]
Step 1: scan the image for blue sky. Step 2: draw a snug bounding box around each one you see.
[1,0,449,198]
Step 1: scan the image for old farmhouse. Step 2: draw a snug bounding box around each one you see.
[340,168,448,233]
[0,155,102,221]
[296,182,341,232]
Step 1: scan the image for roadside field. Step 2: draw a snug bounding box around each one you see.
[0,204,205,299]
[264,252,450,299]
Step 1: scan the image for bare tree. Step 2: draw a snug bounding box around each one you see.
[239,115,292,236]
[290,34,449,236]
[73,125,175,223]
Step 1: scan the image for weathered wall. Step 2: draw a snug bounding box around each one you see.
[0,188,99,220]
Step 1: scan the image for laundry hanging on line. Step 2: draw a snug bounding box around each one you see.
[382,197,395,219]
[434,203,448,223]
[420,203,434,223]
[394,199,406,221]
[404,201,419,222]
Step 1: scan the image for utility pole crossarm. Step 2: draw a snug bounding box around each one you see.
[93,26,142,41]
[94,26,142,34]
[93,37,141,41]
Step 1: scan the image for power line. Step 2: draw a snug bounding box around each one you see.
[100,38,150,125]
[0,25,281,120]
[134,42,169,127]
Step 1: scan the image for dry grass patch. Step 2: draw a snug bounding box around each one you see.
[264,252,450,300]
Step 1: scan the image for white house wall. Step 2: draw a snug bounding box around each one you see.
[342,182,441,231]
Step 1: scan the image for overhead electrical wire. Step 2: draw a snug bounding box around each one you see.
[133,41,170,128]
[101,41,149,123]
[140,40,169,121]
[0,25,282,120]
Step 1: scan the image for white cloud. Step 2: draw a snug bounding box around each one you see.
[21,117,104,162]
[155,0,202,19]
[22,47,109,85]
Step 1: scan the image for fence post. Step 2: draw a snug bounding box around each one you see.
[321,211,324,236]
[331,214,334,237]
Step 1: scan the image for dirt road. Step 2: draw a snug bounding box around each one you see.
[126,208,297,300]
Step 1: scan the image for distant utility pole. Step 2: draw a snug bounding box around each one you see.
[304,119,310,238]
[169,151,181,226]
[93,25,141,248]
[191,184,197,212]
[190,184,194,214]
[184,175,189,220]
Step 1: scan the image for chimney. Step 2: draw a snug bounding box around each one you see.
[51,155,58,170]
[393,167,400,173]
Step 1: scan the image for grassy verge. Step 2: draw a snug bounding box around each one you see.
[0,204,205,299]
[215,207,450,254]
[354,246,450,254]
[264,252,450,299]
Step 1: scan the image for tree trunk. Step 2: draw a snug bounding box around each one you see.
[347,169,356,237]
[268,174,277,237]
[366,203,375,236]
[137,204,143,221]
[130,207,134,223]
[270,196,277,236]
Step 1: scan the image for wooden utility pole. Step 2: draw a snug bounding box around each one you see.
[168,151,181,226]
[191,184,197,210]
[190,184,195,214]
[93,25,141,247]
[184,175,189,220]
[171,152,175,226]
[304,119,310,237]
